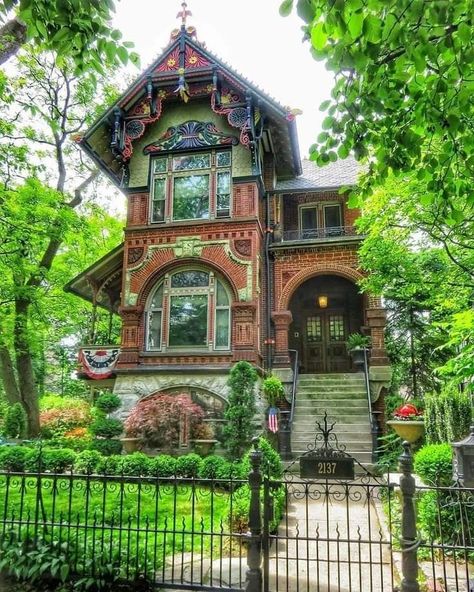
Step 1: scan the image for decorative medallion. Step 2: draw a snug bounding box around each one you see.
[228,107,248,128]
[127,247,144,265]
[157,46,180,72]
[185,44,210,68]
[125,120,146,140]
[211,88,251,147]
[143,120,238,154]
[173,237,203,258]
[234,239,252,257]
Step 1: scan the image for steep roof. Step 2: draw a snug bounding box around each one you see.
[80,26,302,186]
[275,156,360,193]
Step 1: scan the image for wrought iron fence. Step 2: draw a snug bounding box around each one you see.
[0,468,248,591]
[0,443,473,592]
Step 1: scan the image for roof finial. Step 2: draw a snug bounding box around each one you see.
[177,2,192,26]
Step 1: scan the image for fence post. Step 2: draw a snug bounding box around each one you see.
[398,441,420,592]
[246,437,263,592]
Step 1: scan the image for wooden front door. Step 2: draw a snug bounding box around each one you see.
[303,311,350,373]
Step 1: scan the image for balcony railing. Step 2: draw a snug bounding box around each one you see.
[276,226,360,243]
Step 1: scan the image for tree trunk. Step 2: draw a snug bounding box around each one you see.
[0,18,27,66]
[13,299,40,437]
[0,344,21,404]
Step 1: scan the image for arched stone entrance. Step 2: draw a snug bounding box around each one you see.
[287,275,364,373]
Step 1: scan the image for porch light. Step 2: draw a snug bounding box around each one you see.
[317,295,328,309]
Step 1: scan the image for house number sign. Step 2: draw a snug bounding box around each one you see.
[300,456,355,480]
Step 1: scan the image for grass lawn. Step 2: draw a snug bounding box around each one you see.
[0,474,236,579]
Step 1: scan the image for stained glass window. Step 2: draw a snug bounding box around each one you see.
[146,271,231,351]
[171,271,209,288]
[216,171,231,218]
[306,316,322,342]
[150,150,231,223]
[329,315,345,341]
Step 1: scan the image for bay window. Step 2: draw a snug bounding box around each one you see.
[146,269,231,351]
[150,150,232,223]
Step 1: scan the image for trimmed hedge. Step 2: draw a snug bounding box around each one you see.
[94,394,121,414]
[90,418,123,439]
[414,443,453,486]
[89,438,123,456]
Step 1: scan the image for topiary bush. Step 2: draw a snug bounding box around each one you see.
[0,447,31,471]
[90,417,123,439]
[74,450,104,474]
[3,404,27,439]
[414,443,453,486]
[26,448,77,473]
[175,453,203,477]
[124,392,205,450]
[94,393,121,414]
[117,452,150,476]
[222,361,258,459]
[89,438,122,456]
[148,454,177,477]
[198,455,233,479]
[238,437,283,480]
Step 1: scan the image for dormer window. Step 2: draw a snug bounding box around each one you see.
[150,149,232,223]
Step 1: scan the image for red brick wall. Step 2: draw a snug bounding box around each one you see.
[119,181,264,369]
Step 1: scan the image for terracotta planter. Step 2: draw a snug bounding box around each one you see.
[387,420,425,443]
[192,439,217,456]
[120,437,141,454]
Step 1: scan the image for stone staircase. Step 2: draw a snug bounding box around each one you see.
[290,373,374,467]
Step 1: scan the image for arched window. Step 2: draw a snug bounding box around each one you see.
[146,269,231,351]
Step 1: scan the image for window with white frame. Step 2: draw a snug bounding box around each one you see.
[146,269,231,351]
[150,150,232,223]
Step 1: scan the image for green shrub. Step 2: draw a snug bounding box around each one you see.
[238,437,283,480]
[26,448,77,473]
[227,482,285,533]
[117,452,150,476]
[74,450,104,474]
[90,417,123,438]
[89,438,122,456]
[222,361,258,459]
[147,454,177,477]
[424,388,472,444]
[414,443,453,486]
[97,454,123,475]
[199,455,233,479]
[262,375,285,407]
[0,447,31,471]
[175,453,203,477]
[3,404,27,439]
[94,393,121,414]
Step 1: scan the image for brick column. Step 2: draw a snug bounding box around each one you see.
[117,305,142,367]
[271,310,293,367]
[366,307,389,366]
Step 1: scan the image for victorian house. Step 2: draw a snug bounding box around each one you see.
[66,15,390,462]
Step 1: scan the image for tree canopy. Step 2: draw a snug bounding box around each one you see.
[0,0,139,74]
[281,0,474,219]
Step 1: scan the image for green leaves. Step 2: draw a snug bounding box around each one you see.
[279,0,294,17]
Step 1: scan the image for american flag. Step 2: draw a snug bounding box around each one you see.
[267,407,279,433]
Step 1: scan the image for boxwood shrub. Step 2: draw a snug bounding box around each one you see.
[414,443,453,486]
[0,447,31,472]
[148,454,177,477]
[74,450,103,474]
[175,453,203,477]
[90,418,123,439]
[94,393,121,414]
[89,438,123,456]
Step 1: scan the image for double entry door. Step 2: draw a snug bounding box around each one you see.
[302,311,350,373]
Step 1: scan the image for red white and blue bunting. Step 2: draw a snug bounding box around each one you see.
[79,348,119,380]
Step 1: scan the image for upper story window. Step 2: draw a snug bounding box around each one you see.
[146,269,231,352]
[299,202,342,238]
[151,150,232,223]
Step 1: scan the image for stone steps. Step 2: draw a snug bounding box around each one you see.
[289,373,374,467]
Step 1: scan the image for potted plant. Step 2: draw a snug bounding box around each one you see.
[262,375,285,407]
[346,333,371,371]
[191,422,217,456]
[387,403,425,443]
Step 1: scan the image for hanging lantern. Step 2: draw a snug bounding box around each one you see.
[317,295,328,309]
